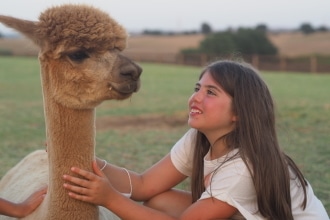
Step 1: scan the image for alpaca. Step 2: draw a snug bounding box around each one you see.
[0,4,142,220]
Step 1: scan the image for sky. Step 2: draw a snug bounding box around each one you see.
[0,0,329,34]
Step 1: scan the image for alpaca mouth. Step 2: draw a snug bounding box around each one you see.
[109,81,140,94]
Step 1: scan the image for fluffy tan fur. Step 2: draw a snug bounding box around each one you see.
[37,4,127,52]
[0,4,141,220]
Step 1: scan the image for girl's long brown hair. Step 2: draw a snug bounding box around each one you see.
[191,60,307,220]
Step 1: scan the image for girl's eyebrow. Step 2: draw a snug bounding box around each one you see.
[196,82,221,91]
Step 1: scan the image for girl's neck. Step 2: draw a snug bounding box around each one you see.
[210,139,229,160]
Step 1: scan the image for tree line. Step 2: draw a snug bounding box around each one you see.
[182,27,277,56]
[1,22,328,57]
[141,22,328,57]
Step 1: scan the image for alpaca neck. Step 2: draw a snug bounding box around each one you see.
[43,98,99,219]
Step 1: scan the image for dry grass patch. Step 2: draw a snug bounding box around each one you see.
[268,32,330,57]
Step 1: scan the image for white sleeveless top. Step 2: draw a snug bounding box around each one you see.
[171,129,329,220]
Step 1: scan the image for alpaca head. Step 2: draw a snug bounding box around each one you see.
[0,4,142,109]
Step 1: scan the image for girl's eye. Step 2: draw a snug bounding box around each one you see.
[194,87,200,92]
[207,90,216,95]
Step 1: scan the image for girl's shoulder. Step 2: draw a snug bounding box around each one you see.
[205,149,247,174]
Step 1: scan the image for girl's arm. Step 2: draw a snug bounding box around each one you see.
[95,154,187,201]
[0,188,46,217]
[63,157,238,219]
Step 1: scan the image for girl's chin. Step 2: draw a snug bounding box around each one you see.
[188,121,200,129]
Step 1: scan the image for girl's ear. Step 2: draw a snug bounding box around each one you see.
[232,115,238,122]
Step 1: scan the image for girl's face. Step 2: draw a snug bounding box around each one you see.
[188,71,236,142]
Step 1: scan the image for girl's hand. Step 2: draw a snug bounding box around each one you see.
[17,187,47,217]
[63,161,116,207]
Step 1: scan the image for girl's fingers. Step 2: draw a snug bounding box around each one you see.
[70,167,96,180]
[34,188,47,199]
[63,174,91,188]
[63,183,89,196]
[63,163,109,204]
[34,187,47,196]
[67,191,90,202]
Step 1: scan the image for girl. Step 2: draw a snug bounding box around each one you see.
[63,60,328,219]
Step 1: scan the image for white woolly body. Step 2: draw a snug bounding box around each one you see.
[0,150,120,220]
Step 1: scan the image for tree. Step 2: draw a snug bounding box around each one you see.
[199,32,236,54]
[255,24,268,32]
[142,29,164,35]
[317,26,328,32]
[201,22,212,34]
[299,23,315,34]
[194,28,277,56]
[234,28,277,55]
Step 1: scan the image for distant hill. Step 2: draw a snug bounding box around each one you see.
[1,32,330,57]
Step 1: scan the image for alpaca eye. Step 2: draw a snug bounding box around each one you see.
[67,51,89,62]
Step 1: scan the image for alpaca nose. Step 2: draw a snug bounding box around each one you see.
[122,62,142,80]
[119,55,142,80]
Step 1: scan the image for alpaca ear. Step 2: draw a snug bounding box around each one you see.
[0,15,42,47]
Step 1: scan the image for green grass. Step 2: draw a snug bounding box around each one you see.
[0,56,329,214]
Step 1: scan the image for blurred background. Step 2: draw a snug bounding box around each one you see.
[0,0,330,73]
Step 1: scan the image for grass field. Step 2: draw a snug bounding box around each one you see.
[0,56,329,214]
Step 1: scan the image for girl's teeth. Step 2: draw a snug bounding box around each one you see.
[191,109,201,114]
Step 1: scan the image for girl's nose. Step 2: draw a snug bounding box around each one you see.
[189,90,203,103]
